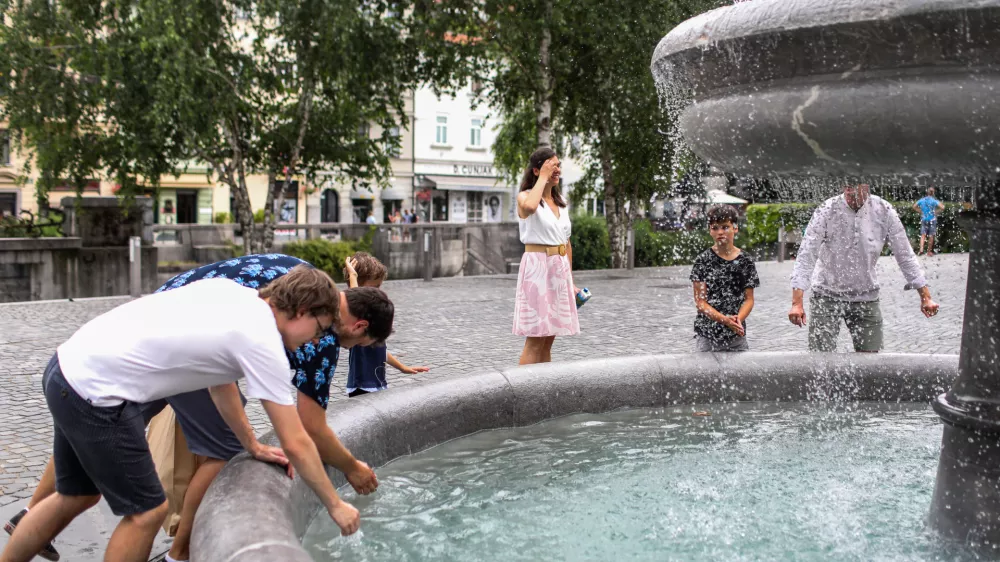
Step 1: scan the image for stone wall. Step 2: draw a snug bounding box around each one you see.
[153,222,524,280]
[0,238,160,302]
[0,196,159,302]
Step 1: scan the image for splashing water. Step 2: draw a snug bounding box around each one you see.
[304,403,980,561]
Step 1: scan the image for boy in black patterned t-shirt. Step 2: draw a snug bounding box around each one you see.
[690,205,760,352]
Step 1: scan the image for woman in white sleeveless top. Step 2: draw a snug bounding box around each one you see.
[513,147,580,364]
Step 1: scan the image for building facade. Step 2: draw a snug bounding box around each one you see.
[4,81,582,227]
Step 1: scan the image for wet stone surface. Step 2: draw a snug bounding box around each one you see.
[0,253,967,504]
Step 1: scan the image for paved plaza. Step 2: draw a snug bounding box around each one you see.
[0,253,969,558]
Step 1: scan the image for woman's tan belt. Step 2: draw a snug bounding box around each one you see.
[524,243,567,257]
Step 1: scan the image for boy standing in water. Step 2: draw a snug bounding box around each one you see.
[343,253,429,396]
[690,205,760,352]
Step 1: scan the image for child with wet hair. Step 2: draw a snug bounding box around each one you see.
[342,252,429,396]
[690,205,760,352]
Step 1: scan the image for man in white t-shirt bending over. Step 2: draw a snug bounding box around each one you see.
[1,266,360,562]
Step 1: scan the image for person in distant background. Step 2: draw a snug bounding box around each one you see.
[366,210,377,225]
[913,187,944,256]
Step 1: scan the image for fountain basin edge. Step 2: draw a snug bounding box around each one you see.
[190,352,958,562]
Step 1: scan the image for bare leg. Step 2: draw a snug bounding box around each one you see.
[518,337,548,365]
[0,493,99,562]
[918,233,926,254]
[928,235,935,255]
[103,501,168,562]
[167,460,225,561]
[25,458,57,510]
[542,336,556,363]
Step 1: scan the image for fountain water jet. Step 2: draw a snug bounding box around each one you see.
[652,0,1000,550]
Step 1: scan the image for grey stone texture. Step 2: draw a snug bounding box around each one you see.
[652,0,1000,179]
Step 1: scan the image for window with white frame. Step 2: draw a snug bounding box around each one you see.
[387,125,401,157]
[435,116,448,145]
[1,130,9,166]
[469,118,482,147]
[467,192,483,222]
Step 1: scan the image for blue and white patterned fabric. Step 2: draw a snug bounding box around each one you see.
[157,254,340,409]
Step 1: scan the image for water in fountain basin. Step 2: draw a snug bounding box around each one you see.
[303,402,979,561]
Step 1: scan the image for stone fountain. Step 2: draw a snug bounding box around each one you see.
[185,2,994,559]
[652,0,1000,550]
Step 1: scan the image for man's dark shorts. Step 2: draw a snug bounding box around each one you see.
[43,355,166,516]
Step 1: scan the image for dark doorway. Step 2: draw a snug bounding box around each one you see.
[352,200,373,223]
[383,200,402,223]
[176,190,198,224]
[321,189,340,223]
[0,192,17,219]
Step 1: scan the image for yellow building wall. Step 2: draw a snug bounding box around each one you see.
[4,121,316,226]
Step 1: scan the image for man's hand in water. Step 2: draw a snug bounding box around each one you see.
[330,500,361,536]
[346,460,379,495]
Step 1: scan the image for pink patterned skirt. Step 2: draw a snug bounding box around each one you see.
[512,251,580,337]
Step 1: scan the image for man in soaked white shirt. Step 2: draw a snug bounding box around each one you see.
[788,184,940,352]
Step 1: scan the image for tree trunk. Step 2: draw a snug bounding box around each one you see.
[222,120,256,255]
[598,119,627,268]
[231,174,255,256]
[534,0,554,148]
[262,75,316,252]
[260,165,278,254]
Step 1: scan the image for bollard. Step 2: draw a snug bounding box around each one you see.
[129,236,142,298]
[423,229,433,282]
[626,226,635,270]
[777,225,786,263]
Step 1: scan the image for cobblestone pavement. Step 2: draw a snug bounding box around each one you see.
[0,253,968,507]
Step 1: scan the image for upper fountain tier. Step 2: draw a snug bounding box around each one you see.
[651,0,1000,180]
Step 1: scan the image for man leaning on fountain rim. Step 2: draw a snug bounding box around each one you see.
[787,183,940,352]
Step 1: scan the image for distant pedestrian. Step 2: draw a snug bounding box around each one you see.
[789,184,940,353]
[913,187,944,256]
[366,210,377,225]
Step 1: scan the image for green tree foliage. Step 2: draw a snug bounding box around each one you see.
[2,0,461,253]
[556,0,724,267]
[419,0,723,267]
[569,213,610,270]
[0,0,190,208]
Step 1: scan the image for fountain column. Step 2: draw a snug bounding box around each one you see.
[930,180,1000,548]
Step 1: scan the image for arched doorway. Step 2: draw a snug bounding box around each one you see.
[320,189,340,223]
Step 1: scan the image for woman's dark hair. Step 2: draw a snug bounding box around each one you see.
[519,147,567,208]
